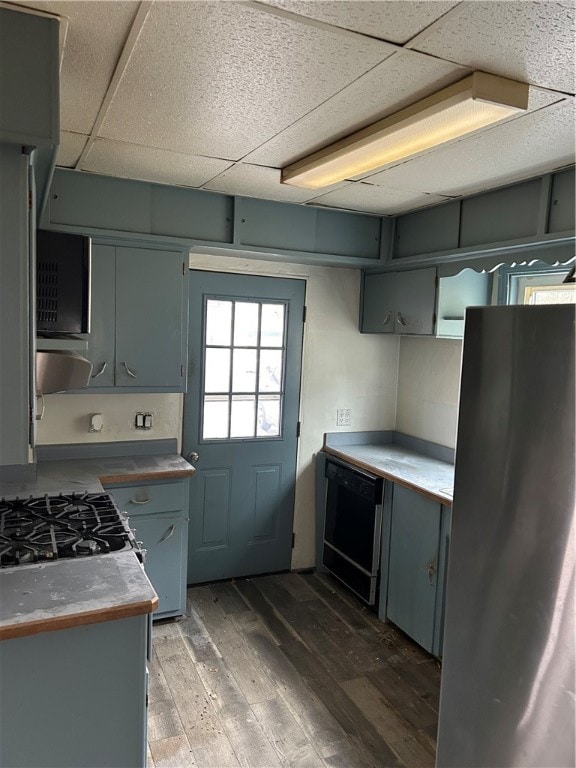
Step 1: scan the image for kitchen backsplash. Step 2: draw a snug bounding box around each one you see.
[395,336,463,450]
[36,393,183,449]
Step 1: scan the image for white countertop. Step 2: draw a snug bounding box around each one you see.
[0,550,158,640]
[323,443,454,506]
[0,453,195,499]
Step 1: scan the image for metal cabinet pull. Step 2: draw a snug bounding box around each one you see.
[91,362,107,379]
[159,524,175,543]
[382,312,392,325]
[35,392,45,421]
[123,361,137,378]
[427,560,437,585]
[130,495,150,505]
[186,451,200,464]
[396,312,408,327]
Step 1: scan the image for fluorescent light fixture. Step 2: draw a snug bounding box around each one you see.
[281,72,529,189]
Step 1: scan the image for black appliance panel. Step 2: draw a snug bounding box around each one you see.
[36,229,91,335]
[323,458,383,605]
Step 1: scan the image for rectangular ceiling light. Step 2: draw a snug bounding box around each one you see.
[281,72,529,189]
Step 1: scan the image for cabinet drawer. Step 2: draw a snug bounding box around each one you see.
[107,480,187,516]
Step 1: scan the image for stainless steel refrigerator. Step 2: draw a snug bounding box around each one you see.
[436,304,575,768]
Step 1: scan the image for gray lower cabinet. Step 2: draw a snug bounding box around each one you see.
[106,478,190,619]
[88,243,188,391]
[0,614,149,768]
[382,483,451,657]
[361,267,492,338]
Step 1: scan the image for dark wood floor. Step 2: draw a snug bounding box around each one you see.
[148,572,441,768]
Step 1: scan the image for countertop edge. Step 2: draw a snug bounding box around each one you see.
[0,595,159,641]
[323,446,453,507]
[99,467,195,484]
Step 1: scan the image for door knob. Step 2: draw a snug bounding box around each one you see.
[187,451,200,464]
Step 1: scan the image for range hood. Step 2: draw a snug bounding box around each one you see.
[36,350,93,394]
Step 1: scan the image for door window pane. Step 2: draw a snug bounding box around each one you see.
[203,396,229,439]
[202,297,287,440]
[231,395,256,438]
[259,349,282,392]
[232,349,257,392]
[204,348,230,393]
[257,396,281,437]
[234,302,259,347]
[261,304,284,347]
[206,300,232,346]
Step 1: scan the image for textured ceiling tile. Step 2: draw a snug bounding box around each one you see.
[56,131,89,168]
[82,140,234,188]
[98,1,395,160]
[262,0,460,44]
[309,183,451,215]
[364,98,576,197]
[409,0,576,94]
[247,50,469,167]
[16,1,139,134]
[203,163,322,203]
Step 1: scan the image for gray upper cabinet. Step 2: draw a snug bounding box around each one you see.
[548,167,576,233]
[436,269,492,338]
[362,267,492,337]
[88,244,188,391]
[394,202,460,260]
[361,268,436,335]
[0,8,59,147]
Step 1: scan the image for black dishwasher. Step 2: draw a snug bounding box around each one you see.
[323,458,384,605]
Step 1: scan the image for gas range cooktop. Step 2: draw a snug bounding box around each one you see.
[0,492,139,568]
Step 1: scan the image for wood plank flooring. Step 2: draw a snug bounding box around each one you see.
[148,572,441,768]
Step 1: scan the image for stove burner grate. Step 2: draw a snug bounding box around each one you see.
[0,492,136,568]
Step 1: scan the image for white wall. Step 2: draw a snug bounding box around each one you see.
[395,337,463,449]
[189,252,400,569]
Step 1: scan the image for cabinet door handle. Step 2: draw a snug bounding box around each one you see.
[382,312,392,326]
[130,495,150,505]
[159,524,175,543]
[91,362,107,379]
[427,559,437,585]
[123,361,137,378]
[396,312,408,328]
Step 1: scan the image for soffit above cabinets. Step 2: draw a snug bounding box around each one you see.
[9,0,576,217]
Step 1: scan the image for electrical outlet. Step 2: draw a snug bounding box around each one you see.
[89,413,103,433]
[336,409,351,427]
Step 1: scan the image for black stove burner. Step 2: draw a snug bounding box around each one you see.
[0,493,137,568]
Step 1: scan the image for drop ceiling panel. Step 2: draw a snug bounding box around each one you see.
[409,0,576,94]
[98,1,395,160]
[57,131,88,168]
[309,183,451,215]
[204,163,322,203]
[15,1,139,134]
[247,50,469,167]
[82,139,234,188]
[364,98,576,198]
[262,0,461,44]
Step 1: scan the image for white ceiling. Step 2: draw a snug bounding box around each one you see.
[10,0,576,216]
